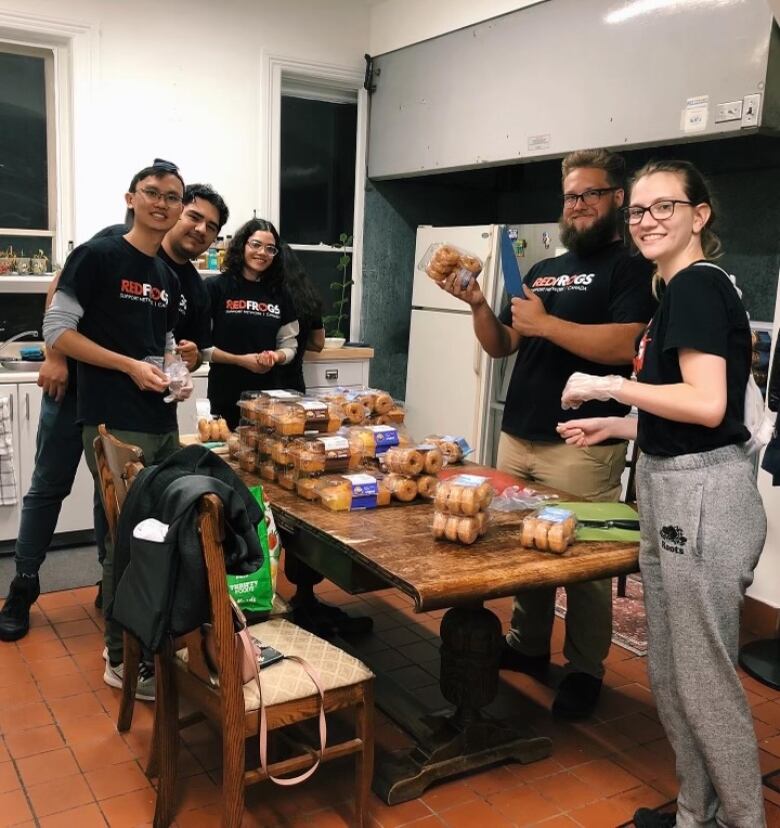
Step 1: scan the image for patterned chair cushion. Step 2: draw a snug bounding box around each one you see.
[176,618,373,710]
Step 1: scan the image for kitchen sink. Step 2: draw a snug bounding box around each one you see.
[0,358,43,372]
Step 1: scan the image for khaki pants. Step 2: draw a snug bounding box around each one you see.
[82,426,179,665]
[496,432,627,678]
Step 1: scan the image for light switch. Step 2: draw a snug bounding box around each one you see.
[742,94,761,127]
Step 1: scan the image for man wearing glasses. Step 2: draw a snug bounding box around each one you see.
[439,148,654,720]
[38,161,190,699]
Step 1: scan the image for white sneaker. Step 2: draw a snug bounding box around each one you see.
[103,660,156,701]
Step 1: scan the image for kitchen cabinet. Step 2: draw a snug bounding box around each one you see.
[0,382,94,543]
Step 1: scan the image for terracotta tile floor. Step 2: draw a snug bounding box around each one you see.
[2,569,780,827]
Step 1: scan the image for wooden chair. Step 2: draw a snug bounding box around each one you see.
[152,494,375,828]
[93,424,145,731]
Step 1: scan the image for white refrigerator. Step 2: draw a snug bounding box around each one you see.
[404,223,563,464]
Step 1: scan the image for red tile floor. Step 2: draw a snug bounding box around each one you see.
[3,566,780,827]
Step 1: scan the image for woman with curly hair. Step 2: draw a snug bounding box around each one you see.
[205,218,299,429]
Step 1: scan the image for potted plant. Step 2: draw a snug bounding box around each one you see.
[15,250,30,274]
[31,249,48,274]
[0,246,13,275]
[323,233,353,348]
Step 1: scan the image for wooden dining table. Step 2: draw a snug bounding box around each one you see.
[235,462,640,804]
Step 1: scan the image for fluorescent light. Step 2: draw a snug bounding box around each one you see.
[605,0,741,25]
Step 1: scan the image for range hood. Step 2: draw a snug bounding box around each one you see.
[367,0,780,179]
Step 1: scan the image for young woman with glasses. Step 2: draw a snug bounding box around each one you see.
[557,160,767,828]
[205,218,299,429]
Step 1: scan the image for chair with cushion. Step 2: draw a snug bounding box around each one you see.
[152,494,374,828]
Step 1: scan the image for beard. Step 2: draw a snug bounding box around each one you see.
[559,206,621,257]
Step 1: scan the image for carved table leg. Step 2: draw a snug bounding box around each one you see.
[372,603,551,804]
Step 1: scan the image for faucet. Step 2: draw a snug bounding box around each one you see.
[0,330,39,357]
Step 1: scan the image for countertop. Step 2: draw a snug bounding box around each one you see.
[0,345,374,384]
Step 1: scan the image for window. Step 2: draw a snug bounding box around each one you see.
[0,44,56,270]
[279,86,359,336]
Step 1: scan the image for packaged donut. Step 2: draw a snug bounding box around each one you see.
[520,506,577,555]
[432,511,488,545]
[258,459,276,482]
[433,474,493,516]
[290,435,364,474]
[316,473,383,511]
[417,475,438,500]
[384,473,418,502]
[276,464,297,491]
[417,243,484,289]
[423,435,472,465]
[373,406,405,425]
[295,475,321,501]
[238,449,258,473]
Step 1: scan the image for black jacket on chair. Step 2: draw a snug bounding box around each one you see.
[110,444,263,652]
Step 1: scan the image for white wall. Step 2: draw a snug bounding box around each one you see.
[368,0,543,56]
[0,0,369,251]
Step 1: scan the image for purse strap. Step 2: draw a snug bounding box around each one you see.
[233,603,327,786]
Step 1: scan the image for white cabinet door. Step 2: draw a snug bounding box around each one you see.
[176,376,209,434]
[18,383,94,534]
[0,385,21,542]
[304,360,370,390]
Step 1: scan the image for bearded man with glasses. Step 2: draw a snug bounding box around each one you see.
[438,148,655,719]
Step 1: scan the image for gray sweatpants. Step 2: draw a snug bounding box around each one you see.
[637,445,767,828]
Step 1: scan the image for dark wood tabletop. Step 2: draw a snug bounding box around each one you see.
[236,464,640,613]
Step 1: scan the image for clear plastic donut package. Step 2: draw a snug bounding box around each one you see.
[520,506,578,555]
[432,474,494,545]
[417,243,484,289]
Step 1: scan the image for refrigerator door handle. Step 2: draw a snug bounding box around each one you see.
[473,338,482,377]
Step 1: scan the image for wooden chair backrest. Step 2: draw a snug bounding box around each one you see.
[93,424,144,543]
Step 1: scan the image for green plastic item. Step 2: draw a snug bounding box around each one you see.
[226,485,275,613]
[556,501,641,543]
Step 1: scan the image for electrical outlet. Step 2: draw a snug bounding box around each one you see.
[715,100,743,123]
[742,93,761,127]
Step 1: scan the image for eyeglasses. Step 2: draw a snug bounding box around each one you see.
[623,200,693,225]
[135,187,183,206]
[247,240,279,256]
[562,187,619,209]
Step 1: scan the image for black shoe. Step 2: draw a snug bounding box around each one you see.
[498,640,550,678]
[94,580,103,609]
[633,807,676,827]
[292,599,373,639]
[552,672,602,720]
[0,575,41,642]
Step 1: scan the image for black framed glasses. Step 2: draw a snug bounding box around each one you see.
[247,240,279,256]
[562,187,619,209]
[136,186,183,206]
[623,200,693,225]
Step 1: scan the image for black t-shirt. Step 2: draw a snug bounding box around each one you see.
[498,241,655,442]
[157,249,212,349]
[56,235,180,433]
[636,263,751,457]
[91,225,211,348]
[273,311,323,393]
[205,273,297,414]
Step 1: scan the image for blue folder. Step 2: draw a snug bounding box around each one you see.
[501,227,524,299]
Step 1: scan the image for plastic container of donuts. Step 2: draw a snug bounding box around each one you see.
[520,506,578,555]
[381,444,444,477]
[417,243,483,289]
[432,474,494,516]
[432,511,489,545]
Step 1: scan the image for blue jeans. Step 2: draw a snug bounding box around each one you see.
[14,390,107,578]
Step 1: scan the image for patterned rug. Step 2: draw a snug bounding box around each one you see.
[554,573,648,656]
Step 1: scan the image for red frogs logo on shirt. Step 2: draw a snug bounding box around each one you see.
[530,273,595,292]
[120,279,169,308]
[225,299,281,318]
[634,321,653,377]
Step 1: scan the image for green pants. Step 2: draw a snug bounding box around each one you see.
[497,432,627,679]
[82,426,179,665]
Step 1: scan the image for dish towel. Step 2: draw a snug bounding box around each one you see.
[0,396,18,506]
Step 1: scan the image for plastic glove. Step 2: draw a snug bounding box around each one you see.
[163,356,192,403]
[561,372,625,411]
[745,409,777,456]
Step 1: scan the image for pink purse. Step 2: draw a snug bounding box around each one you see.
[197,597,327,786]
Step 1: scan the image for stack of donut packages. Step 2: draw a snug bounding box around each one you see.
[520,506,578,555]
[432,474,493,545]
[379,443,445,503]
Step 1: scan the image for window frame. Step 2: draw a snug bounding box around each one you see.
[0,10,96,270]
[0,42,56,256]
[260,53,367,342]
